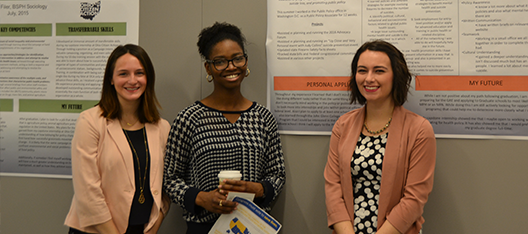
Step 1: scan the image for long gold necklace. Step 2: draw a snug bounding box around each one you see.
[364,117,392,135]
[124,127,148,204]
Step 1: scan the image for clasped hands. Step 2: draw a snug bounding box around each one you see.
[196,179,264,214]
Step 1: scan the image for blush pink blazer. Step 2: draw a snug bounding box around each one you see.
[324,106,436,234]
[64,106,170,233]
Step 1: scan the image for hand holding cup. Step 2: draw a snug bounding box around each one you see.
[218,170,265,198]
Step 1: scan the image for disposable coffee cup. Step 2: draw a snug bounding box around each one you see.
[218,170,242,185]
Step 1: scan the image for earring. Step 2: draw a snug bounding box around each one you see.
[245,68,250,77]
[206,75,213,82]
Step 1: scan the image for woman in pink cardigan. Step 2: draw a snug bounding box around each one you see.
[324,40,436,234]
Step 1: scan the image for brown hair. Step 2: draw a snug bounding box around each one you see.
[348,40,412,106]
[97,44,161,123]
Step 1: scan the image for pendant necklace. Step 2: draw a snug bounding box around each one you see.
[126,119,138,127]
[124,127,148,204]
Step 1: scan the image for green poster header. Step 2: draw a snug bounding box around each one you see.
[19,100,98,113]
[0,24,52,37]
[56,22,126,36]
[0,99,14,112]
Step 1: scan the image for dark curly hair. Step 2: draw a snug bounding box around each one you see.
[349,40,412,106]
[197,22,246,59]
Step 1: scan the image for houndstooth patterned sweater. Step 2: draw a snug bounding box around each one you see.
[163,101,286,224]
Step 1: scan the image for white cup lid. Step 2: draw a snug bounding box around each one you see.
[218,170,241,178]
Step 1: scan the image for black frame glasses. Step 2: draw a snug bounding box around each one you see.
[206,54,248,71]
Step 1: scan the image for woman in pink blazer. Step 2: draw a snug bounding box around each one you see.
[65,44,170,234]
[324,40,436,234]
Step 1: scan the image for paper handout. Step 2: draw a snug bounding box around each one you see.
[209,196,281,234]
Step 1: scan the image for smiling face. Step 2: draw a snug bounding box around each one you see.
[355,49,394,106]
[205,39,247,90]
[111,53,147,106]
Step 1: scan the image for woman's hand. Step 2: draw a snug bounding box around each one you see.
[376,220,402,234]
[196,189,237,214]
[219,179,265,198]
[93,219,120,234]
[149,210,165,234]
[333,221,354,234]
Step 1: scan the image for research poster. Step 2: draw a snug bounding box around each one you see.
[267,0,528,139]
[0,0,139,177]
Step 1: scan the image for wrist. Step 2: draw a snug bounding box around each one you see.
[195,191,206,207]
[258,181,267,198]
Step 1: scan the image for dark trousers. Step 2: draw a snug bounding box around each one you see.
[69,225,144,234]
[186,222,215,234]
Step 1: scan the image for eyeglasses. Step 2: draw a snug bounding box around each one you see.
[206,55,248,71]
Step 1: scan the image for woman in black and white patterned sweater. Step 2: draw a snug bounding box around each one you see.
[163,22,286,234]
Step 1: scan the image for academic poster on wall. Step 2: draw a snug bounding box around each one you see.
[0,0,139,177]
[267,0,528,139]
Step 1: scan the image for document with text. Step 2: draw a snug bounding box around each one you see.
[209,196,281,234]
